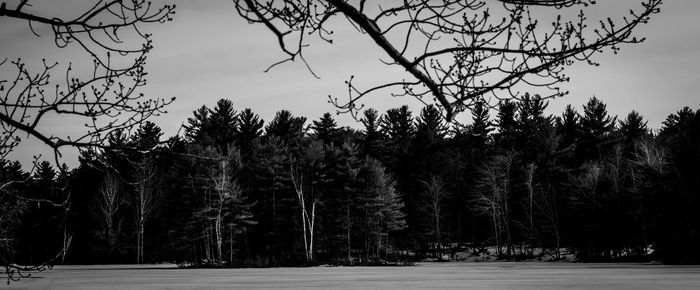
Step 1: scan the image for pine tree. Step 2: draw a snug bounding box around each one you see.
[321,142,360,262]
[619,111,649,147]
[208,99,239,151]
[356,158,406,261]
[183,99,239,150]
[265,110,307,145]
[494,100,518,151]
[133,121,164,151]
[468,101,492,148]
[578,97,617,162]
[248,136,294,262]
[517,94,552,162]
[312,113,339,146]
[556,105,580,151]
[236,108,264,154]
[0,161,29,266]
[184,105,211,143]
[381,105,414,150]
[654,107,700,263]
[415,105,447,144]
[360,108,386,160]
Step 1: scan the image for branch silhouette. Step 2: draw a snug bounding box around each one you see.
[234,0,661,121]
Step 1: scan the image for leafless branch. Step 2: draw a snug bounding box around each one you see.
[0,0,176,159]
[235,0,661,121]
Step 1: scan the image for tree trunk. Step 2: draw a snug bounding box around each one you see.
[301,205,309,261]
[137,216,144,264]
[107,212,114,251]
[230,225,234,266]
[215,211,223,265]
[346,205,351,264]
[309,201,316,261]
[291,166,316,263]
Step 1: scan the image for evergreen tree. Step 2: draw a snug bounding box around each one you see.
[556,104,581,151]
[132,121,164,151]
[619,110,649,148]
[355,158,406,261]
[312,113,339,145]
[578,97,617,161]
[208,99,239,150]
[236,108,264,154]
[0,160,28,267]
[9,98,700,267]
[360,108,386,159]
[248,136,295,263]
[320,142,360,262]
[184,99,239,150]
[184,105,211,143]
[265,110,307,145]
[381,105,414,150]
[517,94,552,162]
[414,105,447,144]
[494,100,518,151]
[17,161,67,264]
[655,107,700,263]
[468,101,493,148]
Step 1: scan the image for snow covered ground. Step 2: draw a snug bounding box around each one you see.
[6,262,700,289]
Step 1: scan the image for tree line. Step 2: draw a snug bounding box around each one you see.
[2,96,699,267]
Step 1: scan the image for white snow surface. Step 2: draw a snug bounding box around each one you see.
[6,262,700,289]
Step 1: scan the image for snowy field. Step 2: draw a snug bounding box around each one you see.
[6,262,700,289]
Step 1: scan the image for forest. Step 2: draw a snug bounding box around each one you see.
[2,95,699,267]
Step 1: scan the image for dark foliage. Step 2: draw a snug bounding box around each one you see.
[4,98,700,266]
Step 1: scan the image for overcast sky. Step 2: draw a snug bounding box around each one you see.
[2,0,699,169]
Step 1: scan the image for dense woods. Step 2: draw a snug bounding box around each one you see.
[2,96,700,267]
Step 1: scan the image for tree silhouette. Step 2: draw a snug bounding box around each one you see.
[265,110,307,144]
[311,113,339,145]
[359,109,386,159]
[236,108,265,154]
[494,100,519,151]
[0,1,175,159]
[619,111,650,155]
[579,97,617,161]
[234,0,661,120]
[415,105,448,144]
[556,105,581,152]
[0,160,29,282]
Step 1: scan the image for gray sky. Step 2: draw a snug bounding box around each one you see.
[2,0,699,169]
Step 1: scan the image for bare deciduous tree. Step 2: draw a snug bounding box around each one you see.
[290,164,318,262]
[472,152,515,256]
[524,162,536,244]
[206,147,254,266]
[633,139,665,173]
[0,163,30,283]
[130,154,160,264]
[234,0,661,121]
[418,175,448,260]
[211,159,234,266]
[0,1,176,160]
[94,171,124,253]
[2,1,174,276]
[0,160,73,282]
[578,161,601,203]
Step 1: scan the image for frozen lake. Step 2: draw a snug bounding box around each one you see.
[6,262,700,289]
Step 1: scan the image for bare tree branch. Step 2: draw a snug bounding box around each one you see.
[234,0,661,121]
[0,0,176,159]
